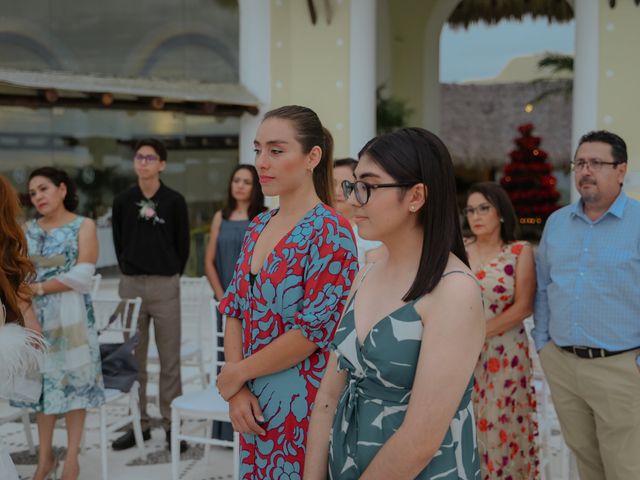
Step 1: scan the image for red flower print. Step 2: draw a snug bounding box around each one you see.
[511,243,524,255]
[476,270,486,280]
[511,356,520,368]
[488,358,501,373]
[504,264,514,276]
[493,284,507,293]
[500,430,508,444]
[479,418,489,432]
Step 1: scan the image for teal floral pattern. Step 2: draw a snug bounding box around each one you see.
[329,295,481,479]
[220,204,358,479]
[12,217,104,414]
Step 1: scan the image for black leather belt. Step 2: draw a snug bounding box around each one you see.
[560,345,639,359]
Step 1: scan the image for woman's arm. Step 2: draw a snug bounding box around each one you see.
[360,273,485,479]
[204,211,225,300]
[485,244,536,338]
[224,315,266,436]
[304,353,347,480]
[31,218,99,296]
[217,329,317,399]
[18,298,41,334]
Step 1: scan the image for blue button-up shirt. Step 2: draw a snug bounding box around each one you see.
[532,191,640,352]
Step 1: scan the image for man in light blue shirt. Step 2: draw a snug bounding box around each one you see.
[533,130,640,480]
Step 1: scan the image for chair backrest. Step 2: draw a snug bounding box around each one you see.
[91,274,102,298]
[209,298,226,385]
[92,297,142,343]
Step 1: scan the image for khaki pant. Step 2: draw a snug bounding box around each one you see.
[539,343,640,480]
[119,274,181,431]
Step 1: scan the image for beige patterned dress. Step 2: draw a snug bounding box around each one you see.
[472,241,539,480]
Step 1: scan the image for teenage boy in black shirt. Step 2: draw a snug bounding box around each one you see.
[111,138,189,452]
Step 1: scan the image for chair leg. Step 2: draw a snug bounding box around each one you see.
[203,421,212,463]
[21,410,35,454]
[171,407,180,480]
[233,431,240,480]
[100,405,108,480]
[198,352,207,388]
[130,383,146,458]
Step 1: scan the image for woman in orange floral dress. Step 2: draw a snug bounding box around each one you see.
[464,182,539,480]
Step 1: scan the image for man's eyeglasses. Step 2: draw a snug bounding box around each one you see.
[570,159,621,171]
[134,153,160,163]
[341,180,416,206]
[462,204,492,217]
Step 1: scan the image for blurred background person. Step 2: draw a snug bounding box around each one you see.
[464,182,538,479]
[204,163,266,442]
[205,164,266,301]
[333,158,385,268]
[14,167,104,480]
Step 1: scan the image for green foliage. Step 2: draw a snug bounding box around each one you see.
[376,86,413,135]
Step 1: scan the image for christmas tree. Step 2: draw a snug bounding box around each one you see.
[500,123,560,227]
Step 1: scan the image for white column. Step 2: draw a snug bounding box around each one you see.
[238,0,271,166]
[422,0,459,133]
[349,0,377,156]
[571,1,599,202]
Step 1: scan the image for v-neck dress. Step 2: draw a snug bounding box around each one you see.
[329,271,481,479]
[220,203,358,479]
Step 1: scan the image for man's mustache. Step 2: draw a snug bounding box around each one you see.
[579,178,596,187]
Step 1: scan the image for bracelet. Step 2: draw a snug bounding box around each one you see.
[35,283,45,296]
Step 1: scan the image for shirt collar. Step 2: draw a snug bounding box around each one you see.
[570,190,628,221]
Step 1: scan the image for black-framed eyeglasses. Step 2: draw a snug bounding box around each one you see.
[341,180,417,205]
[462,204,493,217]
[570,159,621,171]
[134,153,160,163]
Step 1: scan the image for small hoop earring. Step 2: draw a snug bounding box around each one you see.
[500,217,504,223]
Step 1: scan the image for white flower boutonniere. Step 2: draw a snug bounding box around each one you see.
[137,199,165,225]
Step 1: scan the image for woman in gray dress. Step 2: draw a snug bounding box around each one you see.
[204,164,266,300]
[305,128,486,479]
[204,164,265,440]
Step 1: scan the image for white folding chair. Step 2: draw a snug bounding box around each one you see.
[148,276,211,396]
[91,274,102,299]
[171,299,239,480]
[0,401,35,454]
[90,297,146,480]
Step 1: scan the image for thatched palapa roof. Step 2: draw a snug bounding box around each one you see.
[440,80,572,168]
[448,0,574,29]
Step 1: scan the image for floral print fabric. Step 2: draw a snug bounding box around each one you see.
[472,241,539,479]
[220,203,357,480]
[13,217,105,414]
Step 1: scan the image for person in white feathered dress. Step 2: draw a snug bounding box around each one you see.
[0,175,46,480]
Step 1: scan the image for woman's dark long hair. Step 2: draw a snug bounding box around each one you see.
[465,182,518,244]
[28,167,79,212]
[359,128,468,301]
[221,164,266,221]
[263,105,335,206]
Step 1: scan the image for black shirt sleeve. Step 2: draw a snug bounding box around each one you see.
[174,194,190,275]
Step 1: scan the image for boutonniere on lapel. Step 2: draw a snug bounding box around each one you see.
[137,199,165,225]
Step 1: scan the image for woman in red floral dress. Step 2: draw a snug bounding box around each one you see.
[464,182,539,480]
[216,106,358,479]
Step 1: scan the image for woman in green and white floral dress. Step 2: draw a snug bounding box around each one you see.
[13,168,104,480]
[305,128,485,479]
